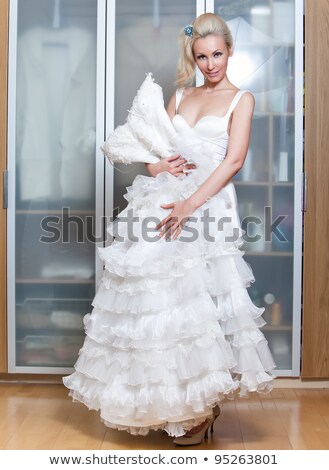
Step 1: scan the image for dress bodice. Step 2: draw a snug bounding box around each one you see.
[172,89,248,167]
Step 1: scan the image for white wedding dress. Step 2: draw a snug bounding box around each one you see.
[63,88,276,437]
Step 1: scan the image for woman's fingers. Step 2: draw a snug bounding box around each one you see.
[185,163,197,170]
[155,216,168,230]
[159,219,176,239]
[172,226,182,240]
[156,206,173,230]
[156,200,192,239]
[173,161,189,176]
[171,158,187,168]
[158,216,187,239]
[156,210,178,237]
[166,154,181,162]
[165,220,184,240]
[166,223,178,240]
[158,219,175,238]
[164,155,197,177]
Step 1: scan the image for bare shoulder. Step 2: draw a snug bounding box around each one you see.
[235,91,255,116]
[239,91,255,108]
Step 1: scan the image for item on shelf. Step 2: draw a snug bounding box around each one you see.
[264,292,275,304]
[271,302,282,326]
[19,297,92,329]
[18,335,54,366]
[278,151,289,181]
[263,292,276,323]
[249,287,262,308]
[51,310,84,330]
[53,336,85,362]
[17,350,56,366]
[17,310,52,330]
[41,259,94,279]
[272,1,295,44]
[24,336,50,349]
[17,335,85,366]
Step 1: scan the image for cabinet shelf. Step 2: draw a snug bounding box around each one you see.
[244,251,293,257]
[16,327,85,336]
[234,181,294,187]
[16,278,95,284]
[262,324,293,332]
[234,181,270,186]
[16,209,96,215]
[254,112,295,118]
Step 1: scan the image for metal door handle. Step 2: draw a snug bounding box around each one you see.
[3,170,8,209]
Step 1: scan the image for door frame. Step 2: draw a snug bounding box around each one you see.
[0,0,9,372]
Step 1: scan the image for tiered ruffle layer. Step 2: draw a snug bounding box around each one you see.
[63,165,276,437]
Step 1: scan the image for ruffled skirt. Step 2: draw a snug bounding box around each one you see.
[63,164,276,437]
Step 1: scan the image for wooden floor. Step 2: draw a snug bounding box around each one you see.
[0,384,329,450]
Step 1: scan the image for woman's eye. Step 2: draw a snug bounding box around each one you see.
[214,52,223,58]
[197,55,205,60]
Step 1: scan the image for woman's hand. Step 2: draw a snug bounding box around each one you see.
[145,155,196,177]
[156,198,196,240]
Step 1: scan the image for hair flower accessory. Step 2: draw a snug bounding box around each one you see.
[184,24,193,37]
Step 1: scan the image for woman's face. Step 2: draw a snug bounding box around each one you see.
[193,34,232,84]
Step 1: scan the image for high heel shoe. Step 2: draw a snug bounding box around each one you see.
[173,406,221,446]
[210,404,221,433]
[173,418,213,446]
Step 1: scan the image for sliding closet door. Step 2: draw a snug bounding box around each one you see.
[7,0,105,373]
[107,0,202,218]
[211,0,303,374]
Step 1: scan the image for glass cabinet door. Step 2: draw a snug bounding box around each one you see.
[212,0,303,374]
[109,0,201,215]
[7,0,105,372]
[7,0,302,375]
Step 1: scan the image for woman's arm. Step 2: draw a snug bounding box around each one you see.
[157,92,255,239]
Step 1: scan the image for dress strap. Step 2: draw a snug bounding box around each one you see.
[225,89,250,118]
[175,88,184,113]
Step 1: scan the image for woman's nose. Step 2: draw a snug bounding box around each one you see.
[207,59,215,70]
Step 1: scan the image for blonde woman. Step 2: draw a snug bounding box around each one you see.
[64,12,275,447]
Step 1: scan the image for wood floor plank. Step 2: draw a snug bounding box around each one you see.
[243,436,292,450]
[0,384,329,450]
[52,404,107,450]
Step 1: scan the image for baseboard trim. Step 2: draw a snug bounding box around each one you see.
[273,378,329,388]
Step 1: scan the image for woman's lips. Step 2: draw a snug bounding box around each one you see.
[207,70,219,77]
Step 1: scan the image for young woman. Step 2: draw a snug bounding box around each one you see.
[64,12,275,446]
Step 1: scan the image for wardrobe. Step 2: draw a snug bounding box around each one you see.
[0,0,327,379]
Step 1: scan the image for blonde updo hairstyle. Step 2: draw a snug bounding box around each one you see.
[176,13,233,88]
